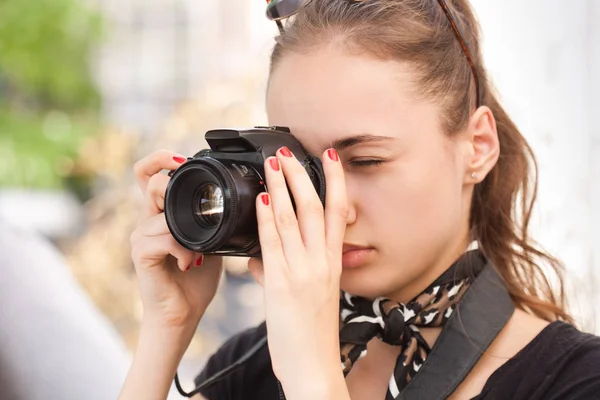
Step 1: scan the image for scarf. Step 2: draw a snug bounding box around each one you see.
[339,241,485,399]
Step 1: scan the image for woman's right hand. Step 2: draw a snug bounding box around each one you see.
[130,150,223,330]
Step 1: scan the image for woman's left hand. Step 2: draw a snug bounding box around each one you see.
[248,146,350,399]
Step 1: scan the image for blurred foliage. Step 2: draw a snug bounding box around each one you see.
[0,109,96,193]
[0,0,101,108]
[0,0,102,192]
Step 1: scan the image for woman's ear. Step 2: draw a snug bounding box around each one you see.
[463,106,500,184]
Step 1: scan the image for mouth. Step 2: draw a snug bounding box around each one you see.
[342,243,372,253]
[341,243,375,269]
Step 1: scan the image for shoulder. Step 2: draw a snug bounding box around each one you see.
[537,322,600,397]
[481,321,600,399]
[525,321,600,371]
[206,321,269,361]
[194,322,277,400]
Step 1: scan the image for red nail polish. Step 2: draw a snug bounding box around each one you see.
[269,157,280,171]
[261,193,270,206]
[195,255,204,266]
[279,146,292,157]
[327,148,339,162]
[173,156,186,163]
[185,264,191,271]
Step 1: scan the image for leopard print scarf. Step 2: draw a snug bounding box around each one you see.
[339,241,484,399]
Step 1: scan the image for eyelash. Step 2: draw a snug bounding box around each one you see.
[347,159,385,167]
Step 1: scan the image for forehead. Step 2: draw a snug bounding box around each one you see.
[266,48,436,145]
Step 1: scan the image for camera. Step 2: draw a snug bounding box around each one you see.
[164,126,326,257]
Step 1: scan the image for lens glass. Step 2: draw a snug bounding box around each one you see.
[193,183,224,228]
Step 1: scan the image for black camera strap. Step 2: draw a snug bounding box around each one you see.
[398,261,515,399]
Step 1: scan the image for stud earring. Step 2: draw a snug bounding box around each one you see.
[471,172,478,179]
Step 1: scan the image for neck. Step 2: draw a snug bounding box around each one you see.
[384,233,472,304]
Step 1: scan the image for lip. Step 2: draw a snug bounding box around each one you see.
[342,243,374,269]
[342,243,371,253]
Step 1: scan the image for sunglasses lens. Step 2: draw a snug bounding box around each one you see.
[266,0,301,21]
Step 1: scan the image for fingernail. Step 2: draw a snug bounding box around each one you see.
[195,255,204,266]
[279,146,292,157]
[327,148,339,162]
[261,193,270,206]
[173,156,186,163]
[269,157,280,171]
[185,264,191,271]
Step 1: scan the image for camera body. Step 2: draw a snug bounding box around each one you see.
[164,126,326,257]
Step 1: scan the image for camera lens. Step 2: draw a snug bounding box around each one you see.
[194,183,224,228]
[164,157,264,255]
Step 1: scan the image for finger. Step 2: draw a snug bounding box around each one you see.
[137,213,171,237]
[276,146,326,254]
[322,148,348,261]
[247,257,264,287]
[130,231,198,272]
[133,149,187,192]
[263,155,306,263]
[141,173,171,220]
[189,253,205,269]
[256,192,288,279]
[135,214,204,269]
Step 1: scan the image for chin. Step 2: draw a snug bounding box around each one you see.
[340,264,407,300]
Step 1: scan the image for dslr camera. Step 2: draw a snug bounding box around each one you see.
[164,126,326,257]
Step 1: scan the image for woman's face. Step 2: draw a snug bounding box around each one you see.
[266,48,492,302]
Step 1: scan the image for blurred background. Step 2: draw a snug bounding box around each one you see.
[0,0,598,399]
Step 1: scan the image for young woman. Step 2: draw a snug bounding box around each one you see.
[119,1,600,399]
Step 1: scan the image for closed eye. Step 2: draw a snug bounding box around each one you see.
[347,159,385,167]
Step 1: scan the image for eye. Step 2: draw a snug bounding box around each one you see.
[347,159,385,167]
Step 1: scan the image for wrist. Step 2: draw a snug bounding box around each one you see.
[119,322,197,400]
[141,305,205,332]
[139,319,197,356]
[279,359,349,400]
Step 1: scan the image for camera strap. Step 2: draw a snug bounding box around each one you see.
[398,260,515,399]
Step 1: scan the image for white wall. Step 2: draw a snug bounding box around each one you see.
[588,0,600,331]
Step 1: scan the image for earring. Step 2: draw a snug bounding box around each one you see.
[471,172,478,179]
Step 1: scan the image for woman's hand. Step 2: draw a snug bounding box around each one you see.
[248,147,350,399]
[130,150,223,330]
[121,150,223,400]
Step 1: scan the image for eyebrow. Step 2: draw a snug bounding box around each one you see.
[329,134,395,151]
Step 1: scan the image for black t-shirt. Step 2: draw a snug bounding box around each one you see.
[194,321,600,399]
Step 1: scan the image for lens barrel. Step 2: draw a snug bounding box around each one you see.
[165,157,264,255]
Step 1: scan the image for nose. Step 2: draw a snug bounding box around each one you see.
[346,200,357,225]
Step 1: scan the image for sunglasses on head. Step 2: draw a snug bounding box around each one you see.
[265,0,481,108]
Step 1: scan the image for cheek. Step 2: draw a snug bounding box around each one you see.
[353,150,463,238]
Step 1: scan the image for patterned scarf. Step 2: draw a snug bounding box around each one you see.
[339,242,484,399]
